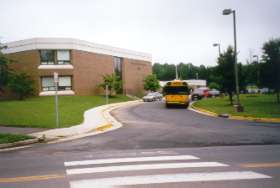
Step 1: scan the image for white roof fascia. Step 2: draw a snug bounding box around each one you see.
[2,38,152,62]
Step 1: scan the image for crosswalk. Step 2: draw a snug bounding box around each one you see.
[64,154,271,188]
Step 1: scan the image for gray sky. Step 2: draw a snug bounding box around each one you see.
[0,0,279,66]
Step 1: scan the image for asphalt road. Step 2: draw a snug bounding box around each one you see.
[0,101,280,188]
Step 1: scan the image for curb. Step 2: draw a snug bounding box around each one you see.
[46,100,140,144]
[0,138,39,149]
[190,101,280,123]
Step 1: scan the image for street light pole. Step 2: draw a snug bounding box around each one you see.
[213,43,221,56]
[232,10,240,106]
[223,9,243,111]
[53,72,59,128]
[253,55,260,87]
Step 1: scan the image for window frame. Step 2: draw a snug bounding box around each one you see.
[39,50,72,65]
[40,75,73,91]
[40,50,55,65]
[113,56,123,79]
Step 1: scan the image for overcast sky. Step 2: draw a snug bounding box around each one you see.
[0,0,279,66]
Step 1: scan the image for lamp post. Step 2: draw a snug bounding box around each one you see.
[0,45,7,50]
[253,55,260,87]
[53,72,59,128]
[213,43,221,56]
[223,8,243,111]
[253,55,259,62]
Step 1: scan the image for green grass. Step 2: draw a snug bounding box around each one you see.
[0,133,34,144]
[0,95,131,128]
[193,94,280,118]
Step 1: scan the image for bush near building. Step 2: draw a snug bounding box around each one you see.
[144,74,160,92]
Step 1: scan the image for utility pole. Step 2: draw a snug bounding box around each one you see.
[54,72,59,128]
[105,84,109,104]
[175,64,178,80]
[253,55,260,87]
[223,8,243,112]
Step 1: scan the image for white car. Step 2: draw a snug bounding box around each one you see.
[209,89,220,97]
[153,92,163,100]
[142,92,163,102]
[143,93,157,102]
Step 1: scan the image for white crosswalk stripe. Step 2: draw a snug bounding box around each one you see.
[64,155,199,167]
[66,162,228,175]
[70,171,271,188]
[64,154,272,188]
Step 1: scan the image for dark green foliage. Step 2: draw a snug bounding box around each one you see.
[0,133,34,144]
[153,63,176,81]
[143,74,160,92]
[216,46,236,104]
[0,53,10,92]
[8,72,34,100]
[260,38,280,103]
[208,82,220,90]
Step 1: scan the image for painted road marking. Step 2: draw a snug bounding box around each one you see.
[64,155,199,167]
[66,162,228,175]
[241,162,280,168]
[0,174,65,183]
[70,171,271,188]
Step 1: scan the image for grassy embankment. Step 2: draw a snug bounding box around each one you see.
[0,133,34,144]
[0,95,131,129]
[193,94,280,118]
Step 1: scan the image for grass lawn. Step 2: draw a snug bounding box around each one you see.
[0,133,34,144]
[193,94,280,118]
[0,95,131,128]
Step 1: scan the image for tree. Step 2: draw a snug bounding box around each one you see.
[242,61,259,87]
[208,82,220,90]
[261,38,280,103]
[152,63,176,80]
[216,46,237,104]
[8,72,34,100]
[144,74,160,92]
[100,73,122,96]
[0,52,10,93]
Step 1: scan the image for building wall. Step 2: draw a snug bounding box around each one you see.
[123,59,152,96]
[71,50,114,95]
[3,49,152,96]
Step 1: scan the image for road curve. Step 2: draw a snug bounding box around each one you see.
[109,101,280,149]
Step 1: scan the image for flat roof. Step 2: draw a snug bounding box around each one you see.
[1,38,152,62]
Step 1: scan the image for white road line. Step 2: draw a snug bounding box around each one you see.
[64,155,199,167]
[70,171,271,188]
[66,162,228,175]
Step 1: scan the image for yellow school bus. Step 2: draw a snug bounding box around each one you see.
[163,80,190,108]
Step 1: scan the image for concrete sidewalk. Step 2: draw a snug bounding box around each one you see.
[30,100,141,142]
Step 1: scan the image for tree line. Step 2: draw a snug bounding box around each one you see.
[153,38,280,103]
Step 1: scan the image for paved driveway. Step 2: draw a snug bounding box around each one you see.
[109,101,280,148]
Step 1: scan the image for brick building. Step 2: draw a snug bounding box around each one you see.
[1,38,152,96]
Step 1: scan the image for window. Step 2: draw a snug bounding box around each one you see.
[40,50,55,65]
[40,50,71,65]
[58,76,72,90]
[57,50,70,65]
[113,56,122,78]
[41,77,55,91]
[41,76,72,91]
